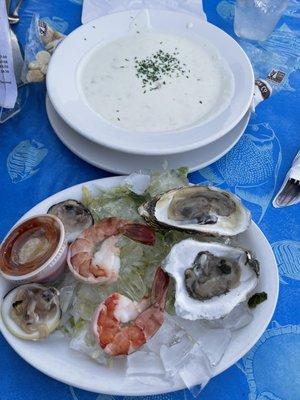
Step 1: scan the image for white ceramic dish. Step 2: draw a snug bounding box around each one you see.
[47,9,254,155]
[46,96,251,174]
[0,176,279,395]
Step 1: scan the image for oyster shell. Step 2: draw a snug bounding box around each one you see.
[1,284,61,340]
[162,239,259,320]
[139,186,251,236]
[48,199,94,242]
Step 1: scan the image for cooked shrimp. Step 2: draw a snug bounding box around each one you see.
[92,267,170,356]
[67,217,155,284]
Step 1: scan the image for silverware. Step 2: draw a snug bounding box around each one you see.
[275,178,300,207]
[273,150,300,208]
[8,0,23,24]
[6,0,11,12]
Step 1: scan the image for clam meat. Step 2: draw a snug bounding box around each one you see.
[1,284,61,340]
[48,199,94,242]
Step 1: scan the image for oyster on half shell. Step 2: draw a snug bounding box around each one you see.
[162,239,259,320]
[139,186,251,236]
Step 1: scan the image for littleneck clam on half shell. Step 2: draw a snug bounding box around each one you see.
[162,239,259,320]
[1,284,61,340]
[47,199,94,242]
[139,186,251,236]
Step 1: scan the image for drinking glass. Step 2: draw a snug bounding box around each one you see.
[234,0,288,41]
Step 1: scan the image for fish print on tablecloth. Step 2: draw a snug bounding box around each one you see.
[272,241,300,284]
[197,123,282,223]
[238,23,300,93]
[42,16,69,33]
[236,322,300,400]
[285,0,300,19]
[7,139,48,184]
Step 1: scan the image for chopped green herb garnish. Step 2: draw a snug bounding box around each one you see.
[134,49,187,92]
[248,292,268,309]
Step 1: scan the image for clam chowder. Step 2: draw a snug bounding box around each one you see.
[80,32,234,132]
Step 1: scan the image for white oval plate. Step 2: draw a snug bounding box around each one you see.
[47,9,254,156]
[46,95,251,174]
[0,176,278,396]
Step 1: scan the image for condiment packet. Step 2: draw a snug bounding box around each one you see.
[273,151,300,208]
[21,15,65,84]
[82,0,206,24]
[0,0,17,109]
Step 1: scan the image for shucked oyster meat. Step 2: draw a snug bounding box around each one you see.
[185,250,242,300]
[139,186,251,236]
[162,239,259,320]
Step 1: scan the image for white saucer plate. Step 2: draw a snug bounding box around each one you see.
[47,9,254,155]
[0,176,279,395]
[46,95,251,174]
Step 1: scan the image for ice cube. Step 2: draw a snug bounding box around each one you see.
[206,302,253,331]
[127,351,165,376]
[146,316,183,354]
[59,285,76,313]
[69,324,107,365]
[160,333,193,377]
[178,344,211,398]
[171,316,231,367]
[194,327,231,367]
[125,172,150,195]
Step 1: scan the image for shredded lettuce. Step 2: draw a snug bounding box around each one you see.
[82,185,144,222]
[117,271,147,302]
[57,168,195,363]
[145,167,189,197]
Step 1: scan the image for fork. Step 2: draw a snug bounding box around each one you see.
[275,178,300,207]
[8,0,24,24]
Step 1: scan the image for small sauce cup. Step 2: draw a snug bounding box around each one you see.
[0,215,68,284]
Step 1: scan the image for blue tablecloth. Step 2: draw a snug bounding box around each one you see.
[1,1,300,399]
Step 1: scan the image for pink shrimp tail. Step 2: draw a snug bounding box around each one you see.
[134,267,169,341]
[150,267,170,307]
[122,223,155,246]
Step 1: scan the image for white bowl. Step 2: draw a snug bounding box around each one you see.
[46,95,251,174]
[47,9,254,155]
